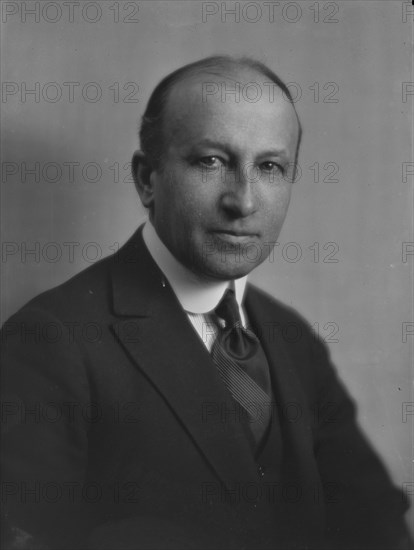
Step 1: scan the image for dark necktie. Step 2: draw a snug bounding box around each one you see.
[211,289,272,448]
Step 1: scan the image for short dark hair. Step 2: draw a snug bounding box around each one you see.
[139,55,302,169]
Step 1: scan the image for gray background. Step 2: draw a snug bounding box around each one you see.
[1,0,413,532]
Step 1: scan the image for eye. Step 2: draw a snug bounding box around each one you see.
[260,161,283,174]
[198,156,223,168]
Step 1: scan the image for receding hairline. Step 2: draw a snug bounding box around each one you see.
[139,55,302,166]
[162,67,301,151]
[166,64,286,100]
[161,56,300,115]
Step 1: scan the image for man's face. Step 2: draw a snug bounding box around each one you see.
[148,69,300,281]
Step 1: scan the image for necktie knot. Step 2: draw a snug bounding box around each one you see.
[215,289,241,329]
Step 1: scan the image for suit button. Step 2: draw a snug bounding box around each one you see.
[257,464,265,478]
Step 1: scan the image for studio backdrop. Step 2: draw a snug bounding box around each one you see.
[1,0,413,534]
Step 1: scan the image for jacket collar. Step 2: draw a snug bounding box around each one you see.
[111,225,166,318]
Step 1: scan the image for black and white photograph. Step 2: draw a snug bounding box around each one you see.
[1,1,413,548]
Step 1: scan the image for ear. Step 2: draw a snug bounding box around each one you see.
[132,150,156,210]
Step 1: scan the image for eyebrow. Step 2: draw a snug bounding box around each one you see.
[191,139,290,160]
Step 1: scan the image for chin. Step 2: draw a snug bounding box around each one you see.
[197,260,258,281]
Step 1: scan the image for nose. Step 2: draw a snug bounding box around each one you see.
[219,168,257,218]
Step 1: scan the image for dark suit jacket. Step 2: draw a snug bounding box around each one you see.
[1,227,411,550]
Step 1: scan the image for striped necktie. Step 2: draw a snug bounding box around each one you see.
[211,289,272,449]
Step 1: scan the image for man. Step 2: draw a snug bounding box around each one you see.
[1,56,412,550]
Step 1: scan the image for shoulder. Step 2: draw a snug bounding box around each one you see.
[3,228,148,324]
[246,282,313,330]
[245,283,342,398]
[10,253,117,324]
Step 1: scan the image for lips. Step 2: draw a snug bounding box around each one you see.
[211,229,259,244]
[212,229,259,238]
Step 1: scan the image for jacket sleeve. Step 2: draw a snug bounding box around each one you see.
[1,307,93,549]
[310,334,413,550]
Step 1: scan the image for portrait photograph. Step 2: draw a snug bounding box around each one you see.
[1,1,413,549]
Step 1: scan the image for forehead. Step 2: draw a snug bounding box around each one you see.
[163,68,300,157]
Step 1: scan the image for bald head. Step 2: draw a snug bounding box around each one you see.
[139,55,302,171]
[162,67,300,175]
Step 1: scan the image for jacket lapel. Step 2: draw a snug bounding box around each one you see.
[110,228,258,492]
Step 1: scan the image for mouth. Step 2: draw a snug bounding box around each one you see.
[211,230,259,244]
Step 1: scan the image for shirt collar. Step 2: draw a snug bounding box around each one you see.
[142,220,247,314]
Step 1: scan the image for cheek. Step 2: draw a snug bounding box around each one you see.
[160,168,198,205]
[262,186,292,226]
[154,172,185,216]
[175,186,217,225]
[156,186,207,234]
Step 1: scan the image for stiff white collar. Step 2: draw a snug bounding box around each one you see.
[142,220,247,314]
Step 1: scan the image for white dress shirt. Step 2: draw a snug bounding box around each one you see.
[142,221,248,351]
